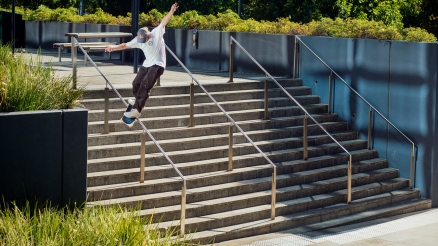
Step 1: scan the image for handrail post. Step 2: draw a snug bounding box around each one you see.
[228,123,233,171]
[328,71,333,114]
[189,81,194,127]
[271,167,276,220]
[347,155,352,203]
[72,37,77,89]
[229,38,234,83]
[303,114,308,160]
[368,109,373,150]
[180,180,186,237]
[140,132,146,183]
[293,36,298,79]
[410,146,415,188]
[103,85,110,134]
[264,76,269,120]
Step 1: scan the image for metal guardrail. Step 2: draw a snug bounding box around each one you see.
[229,36,354,203]
[294,35,416,189]
[73,37,187,236]
[164,44,278,220]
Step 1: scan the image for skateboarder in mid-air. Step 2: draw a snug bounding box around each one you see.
[105,2,179,127]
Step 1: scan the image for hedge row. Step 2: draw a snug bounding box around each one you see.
[4,6,437,42]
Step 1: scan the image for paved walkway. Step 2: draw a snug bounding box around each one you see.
[26,48,438,246]
[22,48,267,90]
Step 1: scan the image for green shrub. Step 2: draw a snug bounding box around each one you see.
[404,27,437,42]
[0,44,84,112]
[2,6,437,42]
[0,202,192,245]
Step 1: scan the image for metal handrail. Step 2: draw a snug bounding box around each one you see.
[229,36,354,203]
[294,35,416,188]
[73,38,187,236]
[165,44,278,219]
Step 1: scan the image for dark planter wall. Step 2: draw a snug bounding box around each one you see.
[166,29,297,77]
[299,36,438,207]
[0,108,88,207]
[0,11,25,47]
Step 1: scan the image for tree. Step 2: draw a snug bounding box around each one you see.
[335,0,423,29]
[151,0,236,16]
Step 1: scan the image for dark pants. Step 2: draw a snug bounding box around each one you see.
[132,65,164,112]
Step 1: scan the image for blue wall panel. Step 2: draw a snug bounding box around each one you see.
[390,41,438,204]
[300,36,438,206]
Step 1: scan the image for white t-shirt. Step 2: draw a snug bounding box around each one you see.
[127,23,166,68]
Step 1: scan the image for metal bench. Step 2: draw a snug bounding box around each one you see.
[53,42,116,65]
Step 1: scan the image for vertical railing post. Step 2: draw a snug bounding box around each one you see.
[410,145,415,188]
[229,38,234,83]
[228,123,233,171]
[189,81,194,127]
[347,155,352,203]
[72,37,77,89]
[293,36,298,79]
[264,76,269,120]
[103,85,110,134]
[303,114,308,160]
[368,109,373,150]
[328,71,333,114]
[140,132,146,183]
[180,180,186,237]
[271,167,276,220]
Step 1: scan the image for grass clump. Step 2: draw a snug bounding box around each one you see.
[0,202,191,245]
[0,44,84,112]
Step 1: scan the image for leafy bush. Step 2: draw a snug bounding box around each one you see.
[0,44,84,112]
[403,27,437,42]
[0,202,193,245]
[2,6,437,42]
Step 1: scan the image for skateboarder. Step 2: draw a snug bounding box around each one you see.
[105,2,179,127]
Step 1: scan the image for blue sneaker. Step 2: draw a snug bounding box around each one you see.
[120,115,136,128]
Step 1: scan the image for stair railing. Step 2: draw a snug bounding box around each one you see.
[294,35,416,189]
[165,44,278,220]
[229,36,355,204]
[73,38,187,237]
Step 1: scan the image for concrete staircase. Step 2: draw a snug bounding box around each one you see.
[82,78,431,244]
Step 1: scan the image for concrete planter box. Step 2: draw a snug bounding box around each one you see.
[0,108,88,207]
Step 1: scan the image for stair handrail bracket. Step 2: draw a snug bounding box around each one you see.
[229,36,354,203]
[73,37,188,237]
[165,44,278,220]
[294,35,416,189]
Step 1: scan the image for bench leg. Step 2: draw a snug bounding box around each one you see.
[58,47,62,63]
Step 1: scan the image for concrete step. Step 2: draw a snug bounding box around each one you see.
[81,79,304,99]
[87,123,353,160]
[87,155,386,209]
[131,171,407,223]
[87,137,369,176]
[86,151,382,202]
[87,140,376,189]
[87,96,321,122]
[87,114,341,147]
[184,188,426,244]
[87,104,329,134]
[81,86,313,110]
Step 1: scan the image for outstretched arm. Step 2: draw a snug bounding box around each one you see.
[105,43,129,52]
[161,2,179,27]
